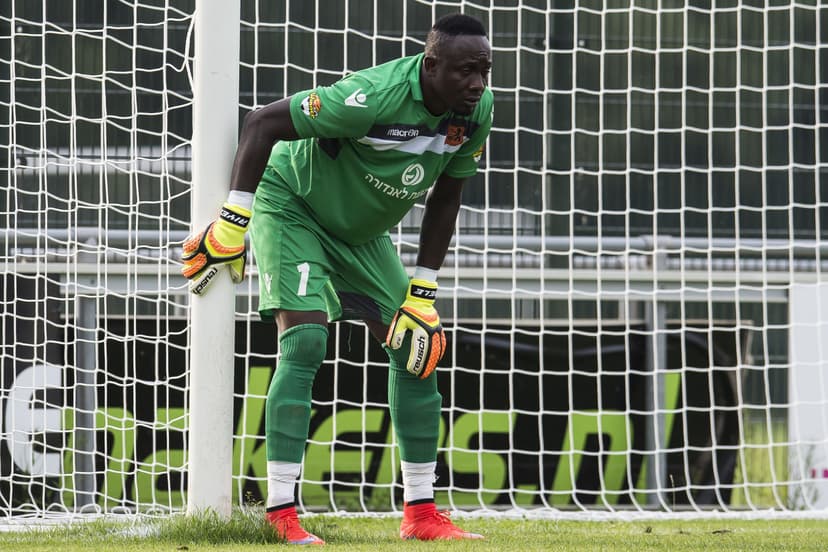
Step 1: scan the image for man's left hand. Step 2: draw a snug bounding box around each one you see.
[386,278,446,379]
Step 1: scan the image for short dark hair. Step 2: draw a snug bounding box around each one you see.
[425,13,487,57]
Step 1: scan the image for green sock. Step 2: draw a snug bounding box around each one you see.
[385,340,442,463]
[266,323,329,463]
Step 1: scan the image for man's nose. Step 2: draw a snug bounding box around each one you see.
[469,73,485,91]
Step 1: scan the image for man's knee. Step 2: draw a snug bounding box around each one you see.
[278,322,329,366]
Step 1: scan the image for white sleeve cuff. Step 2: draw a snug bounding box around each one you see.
[413,266,439,283]
[227,190,255,210]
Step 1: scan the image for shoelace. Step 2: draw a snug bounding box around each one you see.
[410,509,456,527]
[276,515,303,533]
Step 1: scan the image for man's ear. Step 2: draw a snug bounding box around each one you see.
[423,55,438,75]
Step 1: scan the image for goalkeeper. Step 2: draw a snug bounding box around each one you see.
[182,13,492,545]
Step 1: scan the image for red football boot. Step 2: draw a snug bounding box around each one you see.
[266,505,325,545]
[400,501,484,540]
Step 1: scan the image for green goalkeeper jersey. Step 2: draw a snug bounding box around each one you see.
[265,53,493,245]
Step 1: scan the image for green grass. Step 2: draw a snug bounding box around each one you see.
[2,510,828,552]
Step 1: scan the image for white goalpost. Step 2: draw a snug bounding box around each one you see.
[186,0,239,519]
[1,0,828,522]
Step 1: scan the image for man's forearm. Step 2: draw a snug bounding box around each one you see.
[416,178,464,270]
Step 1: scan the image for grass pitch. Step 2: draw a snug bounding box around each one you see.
[2,510,827,551]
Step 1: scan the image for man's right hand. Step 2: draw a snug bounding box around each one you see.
[181,203,251,295]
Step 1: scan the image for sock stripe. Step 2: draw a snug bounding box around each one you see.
[266,501,295,513]
[406,498,435,506]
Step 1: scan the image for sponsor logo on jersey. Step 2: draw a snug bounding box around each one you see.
[445,124,465,146]
[344,88,368,108]
[365,173,428,201]
[386,127,420,138]
[301,92,322,119]
[401,163,425,187]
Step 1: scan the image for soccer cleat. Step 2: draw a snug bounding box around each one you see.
[399,501,484,541]
[266,506,325,545]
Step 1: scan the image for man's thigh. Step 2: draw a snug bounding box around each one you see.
[251,179,408,326]
[250,190,334,320]
[329,233,409,327]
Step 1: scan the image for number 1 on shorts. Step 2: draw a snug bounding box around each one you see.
[296,262,310,296]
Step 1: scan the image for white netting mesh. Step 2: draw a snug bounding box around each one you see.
[1,0,193,516]
[2,0,828,520]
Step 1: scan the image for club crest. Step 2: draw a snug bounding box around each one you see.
[301,92,322,119]
[445,124,465,146]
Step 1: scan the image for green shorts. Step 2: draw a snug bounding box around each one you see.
[250,169,409,325]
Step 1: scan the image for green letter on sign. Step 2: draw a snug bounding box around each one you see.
[232,366,272,502]
[303,409,388,508]
[438,411,515,507]
[133,408,187,508]
[551,411,632,506]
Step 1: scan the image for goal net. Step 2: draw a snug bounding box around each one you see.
[2,0,827,520]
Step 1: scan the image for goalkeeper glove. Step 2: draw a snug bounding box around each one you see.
[386,278,447,379]
[181,203,250,295]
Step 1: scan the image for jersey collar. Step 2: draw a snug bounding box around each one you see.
[409,53,425,103]
[410,53,445,124]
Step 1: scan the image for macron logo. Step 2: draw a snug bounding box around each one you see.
[344,88,368,108]
[263,273,273,294]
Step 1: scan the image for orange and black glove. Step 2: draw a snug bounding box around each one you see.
[386,278,446,379]
[181,203,250,295]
